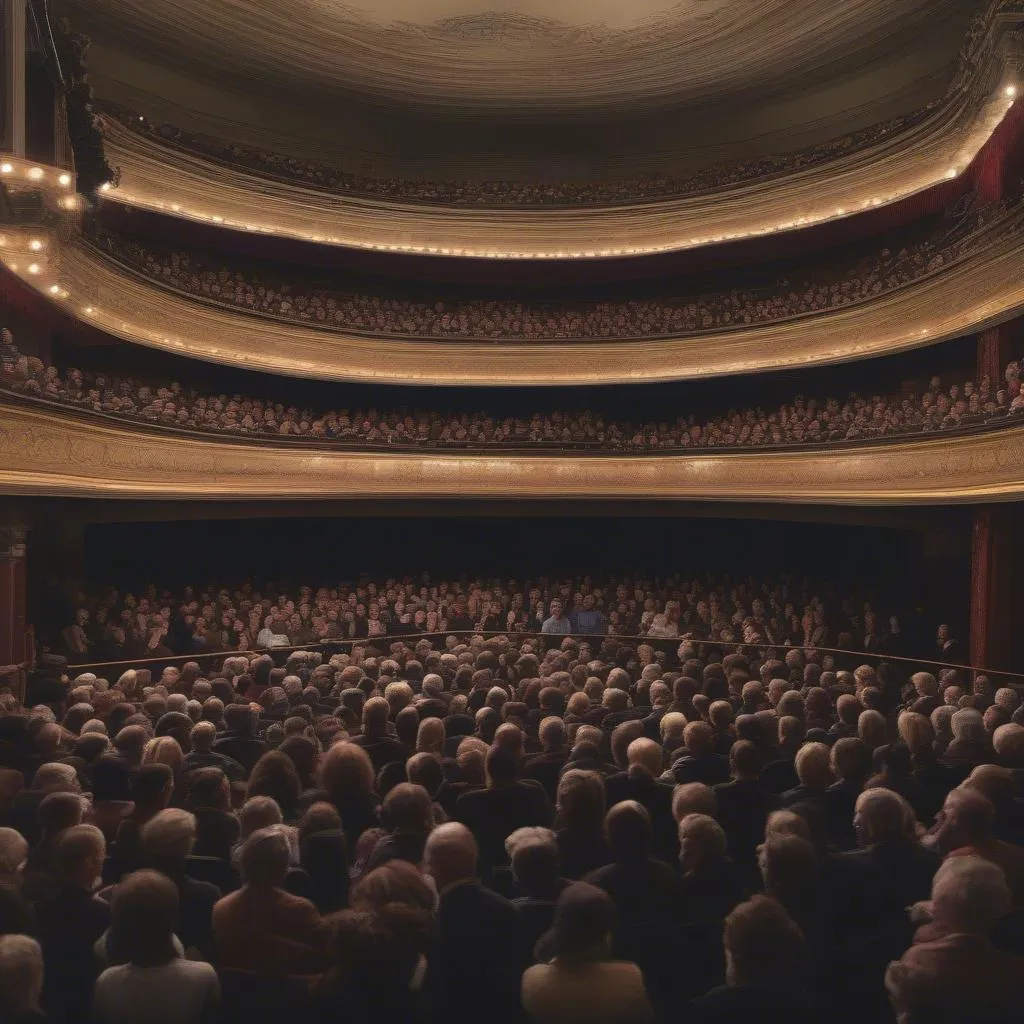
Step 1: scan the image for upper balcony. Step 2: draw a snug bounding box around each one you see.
[64,0,1024,259]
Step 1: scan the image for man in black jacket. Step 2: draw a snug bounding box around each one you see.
[424,822,527,1023]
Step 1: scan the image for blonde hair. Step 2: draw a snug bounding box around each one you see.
[415,717,445,756]
[0,934,43,1013]
[626,737,663,778]
[794,742,832,791]
[671,782,716,823]
[141,736,184,773]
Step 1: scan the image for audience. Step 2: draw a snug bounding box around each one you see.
[8,325,1019,455]
[103,98,939,206]
[1,608,1022,1023]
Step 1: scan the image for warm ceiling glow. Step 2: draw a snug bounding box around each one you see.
[0,163,11,174]
[27,264,40,274]
[99,182,112,192]
[58,173,72,186]
[29,240,42,251]
[48,284,60,294]
[27,167,44,180]
[1006,85,1017,98]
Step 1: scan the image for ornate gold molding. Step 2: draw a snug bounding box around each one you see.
[2,217,1022,385]
[0,401,1021,504]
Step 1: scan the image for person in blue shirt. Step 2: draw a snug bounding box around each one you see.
[570,594,606,637]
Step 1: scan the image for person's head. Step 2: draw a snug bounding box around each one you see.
[764,809,812,842]
[109,869,179,967]
[248,750,302,815]
[854,788,912,846]
[141,735,183,774]
[141,808,196,873]
[0,827,28,881]
[381,783,433,838]
[672,782,716,823]
[857,710,887,751]
[556,769,606,832]
[415,717,445,757]
[626,737,663,779]
[37,791,85,839]
[896,712,934,757]
[0,934,44,1016]
[729,739,761,780]
[683,720,714,757]
[535,882,614,963]
[723,896,806,989]
[935,787,995,852]
[759,833,817,909]
[239,795,283,839]
[130,763,174,816]
[319,741,375,806]
[605,800,652,862]
[963,764,1017,808]
[238,825,292,888]
[794,742,832,792]
[506,827,559,900]
[297,801,342,842]
[538,716,566,752]
[423,821,478,892]
[57,823,105,890]
[830,737,872,784]
[189,720,217,752]
[360,695,390,737]
[186,766,231,811]
[678,813,726,874]
[930,855,1011,935]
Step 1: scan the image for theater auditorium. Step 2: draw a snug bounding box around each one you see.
[0,1,1023,1022]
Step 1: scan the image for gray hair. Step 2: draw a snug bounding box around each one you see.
[0,934,43,1012]
[931,856,1010,933]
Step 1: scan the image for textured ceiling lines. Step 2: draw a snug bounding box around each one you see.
[53,0,979,111]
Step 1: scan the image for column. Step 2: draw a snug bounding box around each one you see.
[2,0,26,156]
[977,325,1007,386]
[0,524,27,701]
[969,506,1013,673]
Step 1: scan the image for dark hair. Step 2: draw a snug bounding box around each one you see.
[606,800,651,862]
[131,763,173,807]
[185,767,229,811]
[90,755,134,803]
[248,750,302,817]
[535,882,614,962]
[109,870,179,967]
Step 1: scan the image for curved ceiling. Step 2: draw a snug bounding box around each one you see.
[59,0,977,113]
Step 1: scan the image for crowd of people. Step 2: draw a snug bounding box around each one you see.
[93,206,997,339]
[51,572,946,666]
[1,612,1022,1023]
[100,99,941,207]
[4,330,1022,452]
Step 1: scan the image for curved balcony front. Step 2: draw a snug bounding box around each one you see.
[0,398,1021,504]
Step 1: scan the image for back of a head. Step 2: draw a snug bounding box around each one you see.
[110,869,179,967]
[57,823,105,881]
[507,827,559,899]
[424,821,478,889]
[724,896,806,989]
[239,795,284,839]
[485,744,520,787]
[37,791,85,835]
[141,807,196,870]
[794,742,832,792]
[0,827,28,875]
[382,783,433,834]
[760,833,817,908]
[730,740,761,778]
[672,782,716,823]
[606,800,652,861]
[406,751,444,796]
[0,934,43,1015]
[683,721,713,757]
[963,764,1017,806]
[557,769,606,830]
[320,741,375,804]
[539,716,566,750]
[831,737,871,783]
[239,825,292,887]
[626,737,663,779]
[536,881,615,963]
[857,788,911,847]
[190,720,217,751]
[946,786,995,845]
[931,855,1011,934]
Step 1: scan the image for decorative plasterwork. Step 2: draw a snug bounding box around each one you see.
[0,401,1022,505]
[57,0,968,112]
[100,79,1017,258]
[2,214,1022,386]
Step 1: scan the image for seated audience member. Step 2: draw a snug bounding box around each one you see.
[0,827,32,936]
[247,751,302,823]
[317,742,380,856]
[455,745,550,868]
[781,741,833,814]
[690,895,815,1023]
[553,769,610,880]
[677,814,742,924]
[713,740,780,885]
[313,860,434,1024]
[110,764,173,874]
[296,802,348,915]
[506,827,565,956]
[131,808,220,959]
[87,757,136,843]
[585,801,679,928]
[183,767,239,861]
[604,737,675,861]
[212,826,326,976]
[523,717,570,805]
[93,870,220,1024]
[886,856,1024,1022]
[33,824,110,1023]
[823,737,872,850]
[963,764,1024,847]
[930,787,1024,907]
[521,881,653,1024]
[364,782,434,871]
[424,822,527,1024]
[21,792,84,901]
[0,933,46,1024]
[212,705,267,774]
[349,696,408,774]
[663,722,730,786]
[182,721,245,782]
[758,833,822,947]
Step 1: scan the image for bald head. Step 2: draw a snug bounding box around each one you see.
[424,822,478,891]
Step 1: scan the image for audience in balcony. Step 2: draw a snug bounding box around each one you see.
[102,99,939,206]
[3,330,1021,453]
[93,205,998,339]
[2,594,1023,1023]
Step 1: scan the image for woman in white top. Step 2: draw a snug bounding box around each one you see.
[93,870,220,1024]
[521,881,653,1024]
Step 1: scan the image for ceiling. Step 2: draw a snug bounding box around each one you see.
[58,0,980,113]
